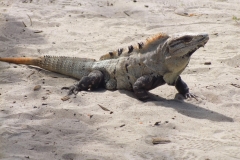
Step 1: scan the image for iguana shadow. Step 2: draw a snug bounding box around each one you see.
[119,90,233,122]
[152,94,233,122]
[15,67,234,123]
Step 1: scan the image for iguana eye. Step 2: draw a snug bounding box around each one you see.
[180,36,193,42]
[169,35,193,48]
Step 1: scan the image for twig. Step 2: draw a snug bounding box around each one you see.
[119,124,125,127]
[27,71,35,78]
[33,30,43,33]
[231,83,240,88]
[98,104,110,111]
[27,14,32,26]
[152,138,171,144]
[123,11,130,17]
[204,62,211,65]
[22,21,27,27]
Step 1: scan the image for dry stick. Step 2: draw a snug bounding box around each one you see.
[152,138,171,144]
[34,30,43,33]
[119,124,125,127]
[123,11,130,16]
[231,83,240,88]
[27,14,32,26]
[27,71,35,78]
[98,104,110,111]
[22,21,27,27]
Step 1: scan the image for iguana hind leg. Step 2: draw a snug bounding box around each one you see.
[133,75,166,101]
[62,70,104,95]
[175,76,197,100]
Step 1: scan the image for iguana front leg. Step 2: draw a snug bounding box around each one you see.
[133,75,166,100]
[175,76,197,99]
[62,70,104,95]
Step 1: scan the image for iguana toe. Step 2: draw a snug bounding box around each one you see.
[61,85,80,95]
[184,92,198,101]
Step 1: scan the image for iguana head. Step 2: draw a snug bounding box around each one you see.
[161,32,209,84]
[164,32,209,59]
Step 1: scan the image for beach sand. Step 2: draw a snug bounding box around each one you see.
[0,0,240,159]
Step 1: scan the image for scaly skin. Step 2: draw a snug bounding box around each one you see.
[0,32,209,100]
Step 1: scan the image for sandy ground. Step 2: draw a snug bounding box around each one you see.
[0,0,240,159]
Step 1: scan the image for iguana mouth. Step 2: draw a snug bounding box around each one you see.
[183,48,198,58]
[182,43,204,58]
[197,36,207,43]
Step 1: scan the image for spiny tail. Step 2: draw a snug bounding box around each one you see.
[99,33,169,60]
[0,56,96,79]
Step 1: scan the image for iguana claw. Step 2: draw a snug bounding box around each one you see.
[184,92,198,101]
[61,85,80,95]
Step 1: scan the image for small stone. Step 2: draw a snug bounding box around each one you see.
[33,85,41,91]
[61,96,70,101]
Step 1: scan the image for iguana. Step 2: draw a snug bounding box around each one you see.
[0,32,209,100]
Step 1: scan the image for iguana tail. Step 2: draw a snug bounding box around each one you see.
[0,57,41,65]
[0,56,96,79]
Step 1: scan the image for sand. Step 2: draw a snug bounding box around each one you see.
[0,0,240,159]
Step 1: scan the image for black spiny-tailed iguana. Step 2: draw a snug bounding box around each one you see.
[0,32,209,100]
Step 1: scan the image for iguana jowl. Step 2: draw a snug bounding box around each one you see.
[0,32,209,100]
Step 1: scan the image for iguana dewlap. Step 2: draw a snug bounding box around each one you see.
[0,32,209,100]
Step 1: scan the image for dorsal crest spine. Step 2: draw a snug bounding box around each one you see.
[99,33,169,60]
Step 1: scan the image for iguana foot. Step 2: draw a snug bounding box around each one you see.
[61,85,80,95]
[133,74,166,101]
[184,92,198,101]
[62,70,104,96]
[175,76,198,100]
